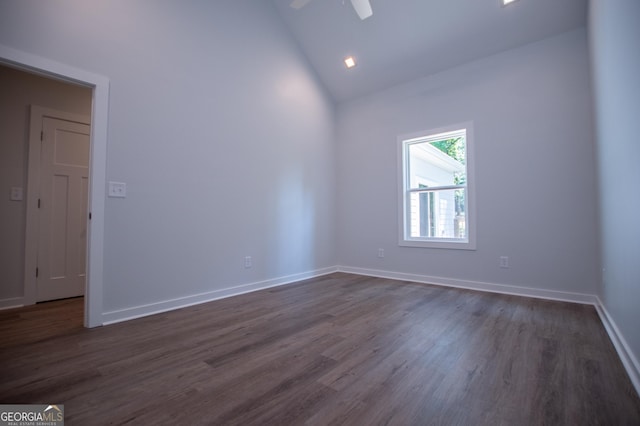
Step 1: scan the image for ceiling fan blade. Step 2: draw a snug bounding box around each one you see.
[350,0,373,20]
[290,0,313,10]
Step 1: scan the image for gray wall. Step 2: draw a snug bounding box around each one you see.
[0,65,92,301]
[0,0,336,313]
[2,3,629,371]
[589,0,640,370]
[336,29,600,295]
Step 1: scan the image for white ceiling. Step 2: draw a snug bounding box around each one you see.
[272,0,588,103]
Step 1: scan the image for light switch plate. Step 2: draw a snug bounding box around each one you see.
[108,181,127,198]
[10,187,23,201]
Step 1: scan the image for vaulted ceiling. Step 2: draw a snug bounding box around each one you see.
[272,0,588,102]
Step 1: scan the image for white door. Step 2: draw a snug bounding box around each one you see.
[36,117,91,302]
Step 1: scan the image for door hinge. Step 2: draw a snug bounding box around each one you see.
[36,267,39,278]
[89,212,92,220]
[40,131,43,141]
[38,198,41,208]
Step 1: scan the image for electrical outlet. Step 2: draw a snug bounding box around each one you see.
[244,256,252,269]
[378,248,384,258]
[499,256,509,269]
[108,181,127,198]
[10,187,23,201]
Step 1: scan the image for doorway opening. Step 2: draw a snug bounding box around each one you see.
[0,46,109,327]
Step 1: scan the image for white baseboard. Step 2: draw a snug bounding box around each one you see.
[6,264,639,397]
[0,297,25,311]
[594,298,640,397]
[101,266,338,325]
[337,265,598,304]
[338,265,639,397]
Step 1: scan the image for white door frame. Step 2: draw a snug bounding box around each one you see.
[0,44,109,328]
[26,106,91,304]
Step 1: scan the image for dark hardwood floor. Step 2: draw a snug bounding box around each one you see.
[1,273,639,425]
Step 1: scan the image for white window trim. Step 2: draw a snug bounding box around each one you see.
[397,122,477,250]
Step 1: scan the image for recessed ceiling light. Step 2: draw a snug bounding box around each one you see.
[502,0,520,6]
[344,56,357,69]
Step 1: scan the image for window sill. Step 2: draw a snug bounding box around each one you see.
[399,238,476,250]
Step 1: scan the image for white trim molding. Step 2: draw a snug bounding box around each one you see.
[594,298,640,397]
[338,265,598,304]
[0,297,25,311]
[102,267,338,325]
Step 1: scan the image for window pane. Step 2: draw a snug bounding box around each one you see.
[408,136,466,189]
[400,125,474,249]
[409,188,466,239]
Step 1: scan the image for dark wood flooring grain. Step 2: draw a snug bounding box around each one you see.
[1,273,639,425]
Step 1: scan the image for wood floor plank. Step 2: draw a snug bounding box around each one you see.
[1,273,639,425]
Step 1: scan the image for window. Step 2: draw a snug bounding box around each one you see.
[398,123,476,249]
